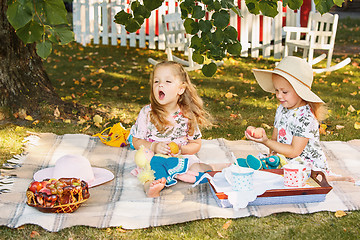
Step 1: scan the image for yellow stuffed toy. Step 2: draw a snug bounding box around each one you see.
[93,123,130,147]
[134,145,155,184]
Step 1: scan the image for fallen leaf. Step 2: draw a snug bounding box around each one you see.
[93,114,103,123]
[348,105,356,112]
[261,123,271,129]
[30,230,40,238]
[336,125,344,130]
[225,92,233,99]
[98,69,105,74]
[18,109,27,119]
[25,115,34,121]
[112,86,120,91]
[63,119,71,124]
[222,220,232,229]
[116,227,127,232]
[32,120,40,125]
[54,107,61,118]
[335,210,347,218]
[217,231,225,238]
[354,122,360,130]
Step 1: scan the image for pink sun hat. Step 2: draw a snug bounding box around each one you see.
[33,154,114,188]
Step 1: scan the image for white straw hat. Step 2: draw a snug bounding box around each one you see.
[33,154,114,188]
[252,56,324,103]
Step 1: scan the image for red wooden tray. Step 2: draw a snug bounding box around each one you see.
[208,169,332,200]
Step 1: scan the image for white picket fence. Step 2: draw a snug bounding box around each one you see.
[73,0,312,59]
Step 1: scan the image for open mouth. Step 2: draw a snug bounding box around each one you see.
[159,91,165,100]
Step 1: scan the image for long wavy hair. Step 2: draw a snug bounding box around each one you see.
[149,61,211,135]
[307,102,327,121]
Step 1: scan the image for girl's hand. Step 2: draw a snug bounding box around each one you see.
[245,128,268,143]
[153,142,171,155]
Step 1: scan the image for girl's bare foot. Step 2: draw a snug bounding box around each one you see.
[147,178,166,198]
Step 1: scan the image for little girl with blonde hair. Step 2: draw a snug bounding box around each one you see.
[130,61,211,197]
[246,56,354,182]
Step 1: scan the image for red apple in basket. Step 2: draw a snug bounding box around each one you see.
[28,181,42,193]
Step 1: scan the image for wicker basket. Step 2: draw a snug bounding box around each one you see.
[26,190,88,213]
[26,178,90,213]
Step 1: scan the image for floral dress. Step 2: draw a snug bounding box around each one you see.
[130,104,202,146]
[274,104,329,172]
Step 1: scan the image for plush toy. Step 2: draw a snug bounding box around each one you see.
[133,145,207,187]
[134,145,156,184]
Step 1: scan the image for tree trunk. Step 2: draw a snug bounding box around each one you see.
[0,0,66,118]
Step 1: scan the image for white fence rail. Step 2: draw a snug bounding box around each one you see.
[73,0,306,59]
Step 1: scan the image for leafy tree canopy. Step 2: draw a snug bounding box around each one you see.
[114,0,343,76]
[6,0,343,76]
[6,0,74,59]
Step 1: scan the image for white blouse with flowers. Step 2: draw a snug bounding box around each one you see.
[274,104,329,172]
[130,104,202,146]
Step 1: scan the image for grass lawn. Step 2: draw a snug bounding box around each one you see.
[0,17,359,239]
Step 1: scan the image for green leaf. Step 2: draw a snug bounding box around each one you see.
[190,35,203,49]
[44,0,68,25]
[212,10,230,29]
[192,52,204,64]
[198,20,212,33]
[245,0,260,15]
[135,5,151,18]
[54,27,74,44]
[36,40,52,59]
[224,26,238,41]
[6,0,33,30]
[131,1,140,11]
[192,5,205,19]
[333,0,344,7]
[202,62,217,77]
[125,18,141,33]
[202,0,214,5]
[184,18,199,34]
[16,20,43,44]
[259,0,279,18]
[143,0,164,11]
[314,0,336,14]
[284,0,303,10]
[212,29,224,45]
[114,10,132,25]
[227,42,242,56]
[207,1,222,11]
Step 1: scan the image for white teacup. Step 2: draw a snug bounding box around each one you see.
[224,165,254,191]
[283,163,309,188]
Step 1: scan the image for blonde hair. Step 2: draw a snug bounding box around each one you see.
[149,61,211,135]
[307,102,327,121]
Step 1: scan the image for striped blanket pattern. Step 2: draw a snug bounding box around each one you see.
[0,133,359,232]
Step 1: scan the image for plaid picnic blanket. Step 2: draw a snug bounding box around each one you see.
[0,133,359,232]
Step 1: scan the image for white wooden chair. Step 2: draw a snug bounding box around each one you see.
[148,12,202,71]
[283,12,350,73]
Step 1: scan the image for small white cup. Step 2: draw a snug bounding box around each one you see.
[225,165,254,191]
[283,163,309,188]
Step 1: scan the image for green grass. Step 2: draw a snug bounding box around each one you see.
[0,18,360,239]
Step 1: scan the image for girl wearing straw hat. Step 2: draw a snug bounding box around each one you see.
[246,56,354,182]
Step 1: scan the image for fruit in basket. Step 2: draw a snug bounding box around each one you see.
[26,177,90,212]
[28,181,43,193]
